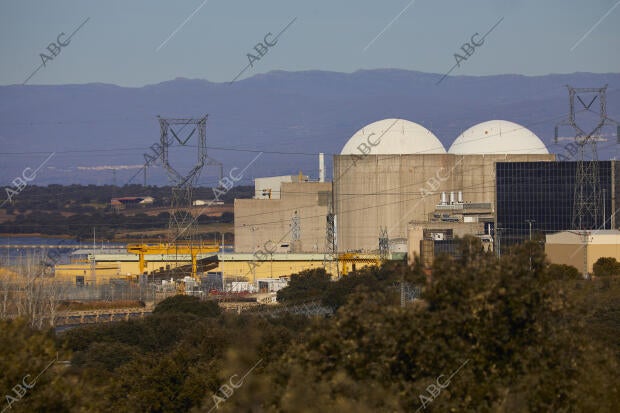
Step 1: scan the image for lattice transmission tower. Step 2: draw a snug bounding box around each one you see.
[323,203,338,277]
[555,86,619,230]
[290,211,301,253]
[158,115,218,243]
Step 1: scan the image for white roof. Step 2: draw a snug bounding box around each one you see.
[547,230,620,245]
[340,118,446,155]
[448,120,549,155]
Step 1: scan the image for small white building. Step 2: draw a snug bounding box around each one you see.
[254,175,309,200]
[257,278,288,292]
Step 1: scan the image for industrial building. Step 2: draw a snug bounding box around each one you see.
[333,118,554,252]
[496,161,618,246]
[545,230,620,275]
[407,222,493,267]
[234,176,332,254]
[53,250,377,286]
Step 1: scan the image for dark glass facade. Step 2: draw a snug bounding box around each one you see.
[434,239,461,258]
[496,161,614,245]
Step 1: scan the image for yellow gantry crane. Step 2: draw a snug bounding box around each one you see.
[127,242,220,280]
[338,253,381,276]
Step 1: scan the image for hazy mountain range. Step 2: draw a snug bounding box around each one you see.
[1,69,619,187]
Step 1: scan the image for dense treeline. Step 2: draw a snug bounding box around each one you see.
[1,184,253,213]
[1,183,246,238]
[1,238,618,412]
[593,256,620,277]
[0,211,233,239]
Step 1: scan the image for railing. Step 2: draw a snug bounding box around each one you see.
[52,307,152,326]
[249,301,333,318]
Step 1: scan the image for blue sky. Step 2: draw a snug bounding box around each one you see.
[0,0,619,86]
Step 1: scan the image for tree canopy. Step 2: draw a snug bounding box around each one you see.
[1,237,618,411]
[593,256,620,277]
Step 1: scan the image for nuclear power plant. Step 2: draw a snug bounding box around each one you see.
[234,115,620,277]
[50,113,619,286]
[45,89,620,284]
[235,117,556,252]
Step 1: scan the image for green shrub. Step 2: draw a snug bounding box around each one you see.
[277,268,331,304]
[593,257,620,277]
[547,263,582,280]
[153,295,221,317]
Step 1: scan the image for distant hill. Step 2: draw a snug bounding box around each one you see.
[0,69,619,186]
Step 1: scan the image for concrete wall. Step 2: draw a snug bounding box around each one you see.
[334,153,554,252]
[545,243,585,272]
[234,182,332,253]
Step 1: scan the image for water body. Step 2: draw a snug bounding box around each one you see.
[0,236,125,266]
[0,237,233,266]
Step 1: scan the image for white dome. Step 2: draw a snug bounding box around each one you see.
[340,118,446,155]
[448,120,548,155]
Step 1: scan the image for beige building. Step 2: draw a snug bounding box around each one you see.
[235,181,332,253]
[545,230,620,275]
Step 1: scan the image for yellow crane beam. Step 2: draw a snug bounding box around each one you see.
[127,242,219,279]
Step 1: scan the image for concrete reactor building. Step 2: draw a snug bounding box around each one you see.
[333,118,554,253]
